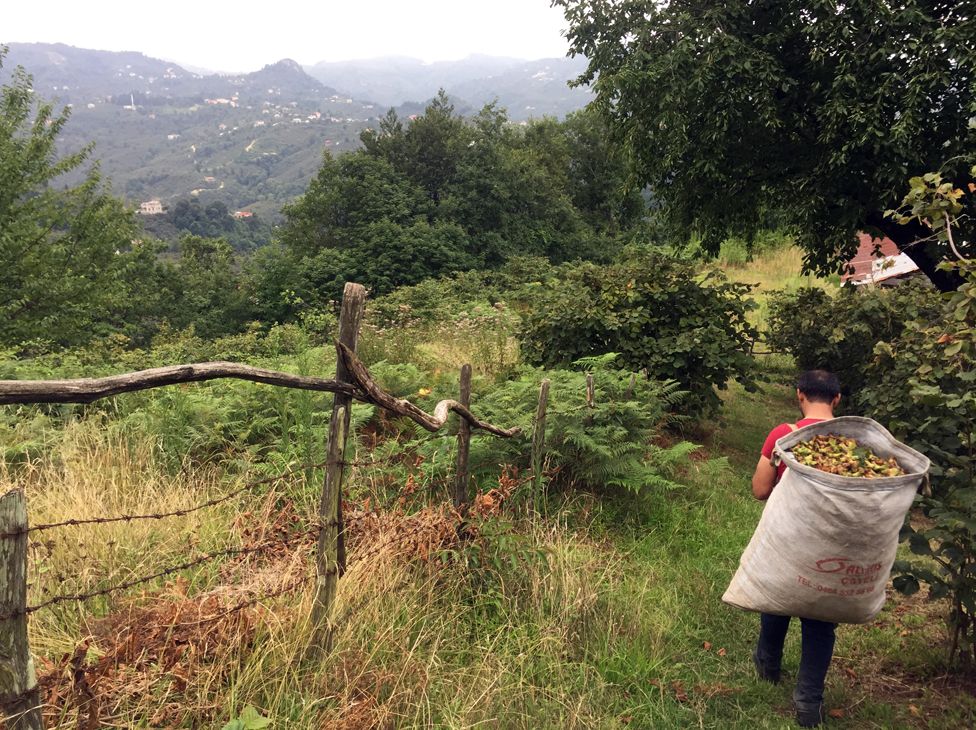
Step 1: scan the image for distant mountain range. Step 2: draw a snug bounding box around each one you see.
[305,54,591,117]
[1,42,592,221]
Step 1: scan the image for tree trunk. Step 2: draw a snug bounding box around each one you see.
[865,212,963,292]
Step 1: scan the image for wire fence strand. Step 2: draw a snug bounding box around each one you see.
[0,461,329,540]
[167,573,312,628]
[3,526,320,621]
[3,441,460,541]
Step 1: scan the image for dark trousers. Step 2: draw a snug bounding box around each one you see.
[756,613,837,704]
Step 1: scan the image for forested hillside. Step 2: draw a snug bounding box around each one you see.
[0,43,389,218]
[1,44,593,224]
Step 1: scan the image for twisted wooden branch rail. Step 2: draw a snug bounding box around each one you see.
[335,342,520,437]
[0,362,361,405]
[0,344,520,438]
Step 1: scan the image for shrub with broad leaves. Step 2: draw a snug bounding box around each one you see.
[766,281,941,398]
[517,250,758,413]
[860,260,976,664]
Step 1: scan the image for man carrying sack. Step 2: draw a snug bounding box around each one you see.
[750,370,842,728]
[727,370,930,727]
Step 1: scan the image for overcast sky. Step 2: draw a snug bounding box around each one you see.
[3,0,573,72]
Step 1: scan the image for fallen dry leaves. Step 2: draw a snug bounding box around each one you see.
[694,682,739,699]
[37,581,267,728]
[670,680,689,703]
[345,466,522,565]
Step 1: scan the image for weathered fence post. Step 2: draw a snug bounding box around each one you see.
[312,282,366,651]
[0,490,44,730]
[453,364,473,511]
[624,373,637,401]
[586,373,595,409]
[531,379,550,513]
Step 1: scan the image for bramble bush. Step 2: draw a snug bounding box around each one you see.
[517,250,758,413]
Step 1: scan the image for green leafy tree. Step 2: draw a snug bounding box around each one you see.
[559,107,645,236]
[289,220,476,305]
[279,151,426,257]
[0,50,141,348]
[152,198,270,252]
[554,1,975,291]
[362,90,466,207]
[352,219,476,295]
[397,90,466,206]
[270,92,651,314]
[110,239,184,346]
[360,108,407,169]
[242,242,306,325]
[442,104,595,265]
[175,234,249,338]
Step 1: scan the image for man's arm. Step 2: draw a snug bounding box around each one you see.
[752,456,777,501]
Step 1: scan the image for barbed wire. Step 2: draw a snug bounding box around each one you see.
[2,526,320,621]
[167,573,312,628]
[2,431,489,542]
[338,450,415,469]
[3,434,513,621]
[0,461,329,540]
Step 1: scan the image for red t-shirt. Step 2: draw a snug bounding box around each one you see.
[761,418,826,481]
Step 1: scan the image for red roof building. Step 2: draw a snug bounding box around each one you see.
[841,233,920,286]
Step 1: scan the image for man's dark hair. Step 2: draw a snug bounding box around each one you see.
[797,369,841,403]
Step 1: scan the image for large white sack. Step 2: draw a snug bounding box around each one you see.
[722,416,930,624]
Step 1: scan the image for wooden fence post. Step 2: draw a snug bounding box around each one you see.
[531,379,550,513]
[0,489,43,730]
[625,373,637,401]
[312,283,366,651]
[453,364,472,511]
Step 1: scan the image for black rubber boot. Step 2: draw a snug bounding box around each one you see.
[794,699,825,728]
[752,647,781,684]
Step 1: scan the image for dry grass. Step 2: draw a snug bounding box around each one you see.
[717,245,839,332]
[309,520,617,729]
[719,245,833,294]
[10,429,627,728]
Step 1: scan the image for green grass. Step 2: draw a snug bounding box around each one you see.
[21,378,971,729]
